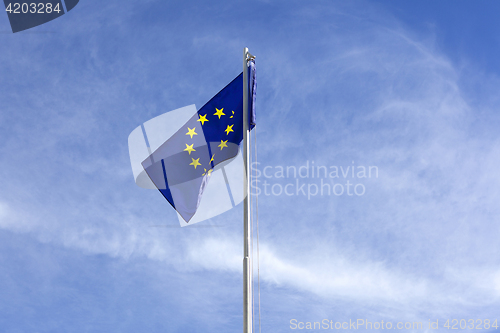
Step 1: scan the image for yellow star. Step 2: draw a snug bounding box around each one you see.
[186,127,197,139]
[202,168,213,176]
[197,114,208,125]
[230,111,235,119]
[224,124,234,135]
[189,158,201,169]
[184,144,196,155]
[210,154,215,163]
[218,140,228,150]
[214,108,225,119]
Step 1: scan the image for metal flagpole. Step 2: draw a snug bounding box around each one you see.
[242,47,252,333]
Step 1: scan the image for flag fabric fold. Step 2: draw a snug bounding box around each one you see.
[142,60,256,223]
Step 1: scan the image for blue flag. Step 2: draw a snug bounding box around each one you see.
[142,61,256,223]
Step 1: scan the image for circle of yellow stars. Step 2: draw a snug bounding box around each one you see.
[183,107,236,173]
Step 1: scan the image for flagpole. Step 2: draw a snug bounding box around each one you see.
[242,47,252,333]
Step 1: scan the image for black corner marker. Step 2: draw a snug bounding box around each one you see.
[4,0,79,33]
[63,0,78,12]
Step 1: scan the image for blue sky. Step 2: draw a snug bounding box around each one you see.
[1,1,500,332]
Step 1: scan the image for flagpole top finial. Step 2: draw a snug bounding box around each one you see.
[244,48,256,62]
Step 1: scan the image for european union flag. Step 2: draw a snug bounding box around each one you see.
[142,61,256,223]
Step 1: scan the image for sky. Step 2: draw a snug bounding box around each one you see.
[1,0,500,332]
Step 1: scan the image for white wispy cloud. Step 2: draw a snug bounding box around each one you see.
[0,202,8,221]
